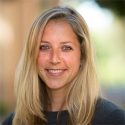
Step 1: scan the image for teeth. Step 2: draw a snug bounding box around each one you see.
[48,69,63,73]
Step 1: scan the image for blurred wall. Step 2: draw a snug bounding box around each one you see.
[0,0,59,119]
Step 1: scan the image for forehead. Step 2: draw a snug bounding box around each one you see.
[42,19,77,38]
[40,19,80,47]
[44,19,72,31]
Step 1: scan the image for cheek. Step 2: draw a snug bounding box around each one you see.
[64,53,81,68]
[37,53,48,67]
[72,58,81,70]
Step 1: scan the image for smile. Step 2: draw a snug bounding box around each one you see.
[48,69,64,73]
[45,69,66,77]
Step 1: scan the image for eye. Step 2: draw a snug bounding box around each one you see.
[39,44,50,51]
[62,45,73,52]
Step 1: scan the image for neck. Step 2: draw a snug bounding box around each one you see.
[47,89,67,111]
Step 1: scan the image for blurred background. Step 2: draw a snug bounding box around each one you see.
[0,0,125,122]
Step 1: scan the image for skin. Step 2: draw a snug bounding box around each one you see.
[37,19,81,111]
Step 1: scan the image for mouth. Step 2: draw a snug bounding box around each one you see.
[45,69,67,77]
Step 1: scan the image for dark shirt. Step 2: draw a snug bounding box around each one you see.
[92,99,125,125]
[2,98,125,125]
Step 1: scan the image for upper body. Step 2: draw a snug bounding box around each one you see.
[5,6,124,125]
[2,98,125,125]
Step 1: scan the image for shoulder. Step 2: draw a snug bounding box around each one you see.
[92,98,125,125]
[1,112,14,125]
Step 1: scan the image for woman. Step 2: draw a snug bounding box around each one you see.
[2,6,125,125]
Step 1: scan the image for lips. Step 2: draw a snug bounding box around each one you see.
[45,69,66,77]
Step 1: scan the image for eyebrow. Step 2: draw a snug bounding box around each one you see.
[40,41,49,44]
[60,41,72,44]
[40,41,72,44]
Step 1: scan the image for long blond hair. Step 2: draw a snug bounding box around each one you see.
[13,6,100,125]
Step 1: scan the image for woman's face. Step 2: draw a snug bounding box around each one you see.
[37,19,81,92]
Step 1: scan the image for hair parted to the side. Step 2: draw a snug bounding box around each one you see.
[13,6,100,125]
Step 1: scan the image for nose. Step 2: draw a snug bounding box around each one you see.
[50,49,61,65]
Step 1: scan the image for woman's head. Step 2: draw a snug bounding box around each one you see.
[17,6,91,94]
[14,6,99,125]
[37,19,81,92]
[25,6,92,87]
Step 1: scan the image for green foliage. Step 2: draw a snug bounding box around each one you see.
[92,20,125,86]
[0,102,8,116]
[95,0,125,17]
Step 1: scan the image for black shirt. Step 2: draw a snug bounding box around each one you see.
[2,98,125,125]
